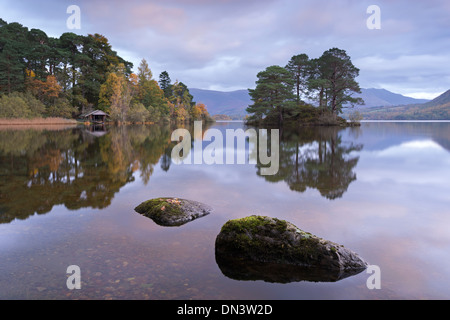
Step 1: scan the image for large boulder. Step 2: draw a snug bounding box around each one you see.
[135,198,212,227]
[215,215,368,282]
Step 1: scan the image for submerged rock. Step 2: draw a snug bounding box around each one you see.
[135,198,212,227]
[215,255,365,283]
[215,215,367,282]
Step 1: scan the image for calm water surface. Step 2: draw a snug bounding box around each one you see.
[1,121,450,300]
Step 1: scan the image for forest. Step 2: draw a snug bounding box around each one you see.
[0,19,212,123]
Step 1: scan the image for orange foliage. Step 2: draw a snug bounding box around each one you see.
[29,149,63,175]
[196,103,208,115]
[26,75,62,104]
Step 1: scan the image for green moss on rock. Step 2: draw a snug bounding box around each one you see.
[135,198,212,227]
[215,215,367,271]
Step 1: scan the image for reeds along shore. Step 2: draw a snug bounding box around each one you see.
[0,118,78,130]
[0,118,78,125]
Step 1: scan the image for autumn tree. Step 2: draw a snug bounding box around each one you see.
[190,103,212,121]
[135,59,169,121]
[0,18,133,114]
[138,58,152,83]
[0,19,214,123]
[168,81,196,122]
[170,81,195,108]
[98,63,133,122]
[128,73,139,99]
[78,34,132,109]
[26,74,61,105]
[23,71,76,118]
[127,102,150,123]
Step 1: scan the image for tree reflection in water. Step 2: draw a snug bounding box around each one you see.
[252,126,363,200]
[0,123,362,225]
[0,125,176,223]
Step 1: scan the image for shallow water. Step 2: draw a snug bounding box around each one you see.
[1,121,450,300]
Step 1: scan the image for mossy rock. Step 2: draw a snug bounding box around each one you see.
[215,216,367,281]
[135,198,212,227]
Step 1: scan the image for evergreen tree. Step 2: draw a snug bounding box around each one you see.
[309,48,363,114]
[0,22,29,93]
[307,57,330,109]
[285,54,309,105]
[0,18,209,123]
[159,71,172,98]
[26,28,50,81]
[247,65,296,126]
[59,32,84,108]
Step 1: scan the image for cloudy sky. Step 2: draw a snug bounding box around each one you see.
[1,0,450,99]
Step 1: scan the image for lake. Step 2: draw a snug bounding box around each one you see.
[1,120,450,300]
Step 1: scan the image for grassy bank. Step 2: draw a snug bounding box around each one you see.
[0,117,78,126]
[0,118,79,131]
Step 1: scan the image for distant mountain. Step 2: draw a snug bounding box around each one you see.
[422,89,450,107]
[352,88,430,108]
[352,89,450,120]
[190,88,251,119]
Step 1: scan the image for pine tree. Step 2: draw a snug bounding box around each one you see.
[0,22,29,93]
[285,54,309,105]
[246,65,296,126]
[159,71,172,98]
[309,48,364,114]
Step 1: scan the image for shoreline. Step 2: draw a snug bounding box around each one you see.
[0,118,79,131]
[0,117,78,126]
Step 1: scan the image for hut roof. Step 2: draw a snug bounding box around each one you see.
[81,110,109,118]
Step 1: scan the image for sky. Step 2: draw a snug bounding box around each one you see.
[1,0,450,99]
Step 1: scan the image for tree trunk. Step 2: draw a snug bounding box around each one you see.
[319,87,324,108]
[7,63,11,94]
[331,96,337,114]
[278,105,283,127]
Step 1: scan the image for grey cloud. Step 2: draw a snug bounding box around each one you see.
[0,0,449,97]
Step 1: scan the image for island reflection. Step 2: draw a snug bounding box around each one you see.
[0,123,363,224]
[251,126,363,200]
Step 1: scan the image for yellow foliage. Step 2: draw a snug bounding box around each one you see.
[25,69,36,78]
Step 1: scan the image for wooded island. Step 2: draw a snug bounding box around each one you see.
[246,48,365,127]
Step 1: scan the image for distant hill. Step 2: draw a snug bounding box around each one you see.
[352,89,450,120]
[350,88,430,108]
[190,88,251,119]
[423,89,450,108]
[212,114,233,121]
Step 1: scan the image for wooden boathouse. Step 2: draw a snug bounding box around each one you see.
[81,110,109,124]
